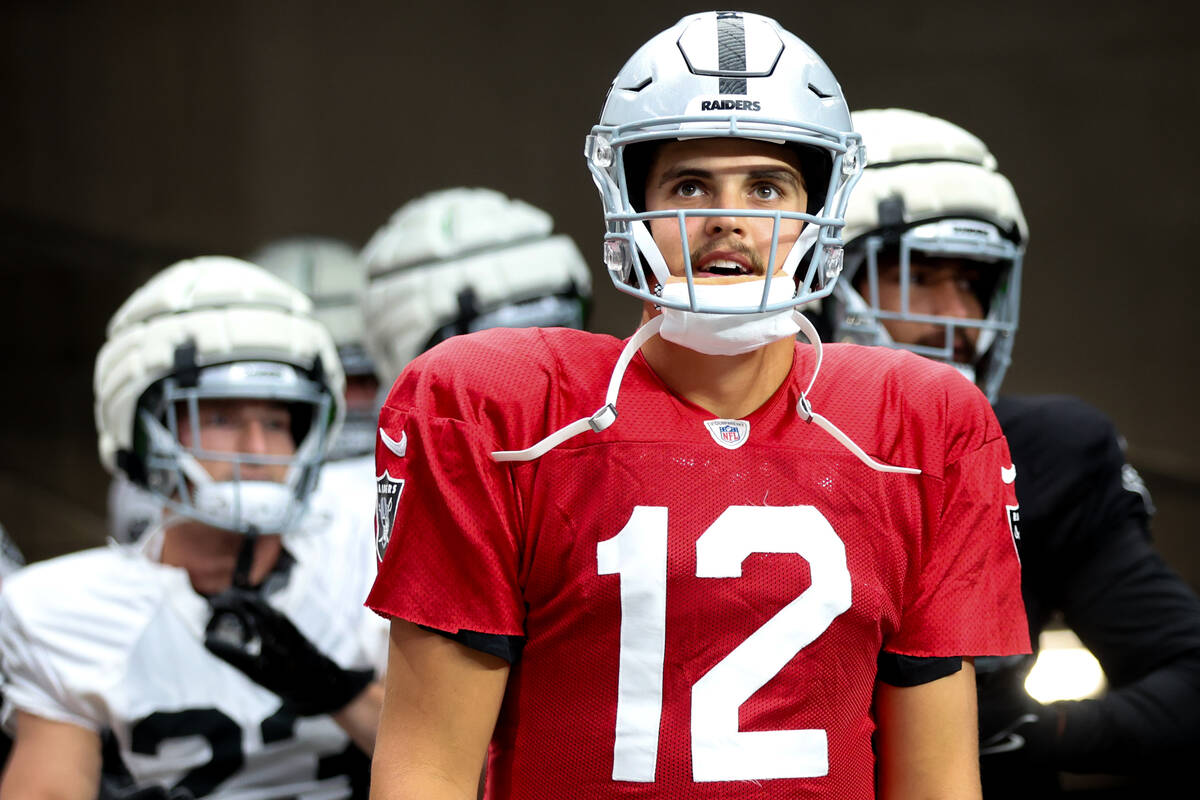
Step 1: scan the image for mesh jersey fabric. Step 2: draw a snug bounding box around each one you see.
[367,326,1029,799]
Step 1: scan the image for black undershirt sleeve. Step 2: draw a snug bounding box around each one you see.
[877,652,963,687]
[423,629,964,684]
[419,625,526,664]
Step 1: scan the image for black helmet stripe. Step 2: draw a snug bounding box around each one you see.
[716,11,747,94]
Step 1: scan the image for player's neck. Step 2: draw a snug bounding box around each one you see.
[638,308,795,420]
[161,521,283,595]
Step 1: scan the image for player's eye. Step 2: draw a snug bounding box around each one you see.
[674,180,704,199]
[752,183,781,201]
[202,411,235,428]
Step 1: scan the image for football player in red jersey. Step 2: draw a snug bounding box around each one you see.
[822,108,1200,797]
[367,12,1029,800]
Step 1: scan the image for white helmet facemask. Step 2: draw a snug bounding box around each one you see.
[837,218,1021,401]
[138,361,335,536]
[655,220,824,355]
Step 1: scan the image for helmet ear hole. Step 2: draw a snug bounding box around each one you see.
[620,142,659,213]
[287,401,313,448]
[790,144,831,216]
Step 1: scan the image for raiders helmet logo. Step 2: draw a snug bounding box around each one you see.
[375,471,405,562]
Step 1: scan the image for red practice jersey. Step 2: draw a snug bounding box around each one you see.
[367,327,1029,799]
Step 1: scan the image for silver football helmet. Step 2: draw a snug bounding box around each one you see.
[585,10,862,314]
[251,236,376,460]
[94,256,345,535]
[362,187,592,386]
[828,108,1028,401]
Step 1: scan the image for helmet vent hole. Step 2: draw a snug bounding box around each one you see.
[622,76,653,93]
[808,82,833,99]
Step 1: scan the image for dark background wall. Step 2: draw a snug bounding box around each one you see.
[2,1,1197,586]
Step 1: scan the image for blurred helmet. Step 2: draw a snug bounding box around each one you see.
[94,256,345,535]
[362,187,592,386]
[251,236,376,460]
[584,10,862,315]
[828,108,1027,401]
[0,521,25,580]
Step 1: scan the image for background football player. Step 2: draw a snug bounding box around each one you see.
[359,185,593,391]
[251,236,381,465]
[367,12,1028,799]
[822,107,1200,796]
[0,257,385,799]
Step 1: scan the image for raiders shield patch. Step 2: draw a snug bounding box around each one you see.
[375,471,405,562]
[1006,503,1022,562]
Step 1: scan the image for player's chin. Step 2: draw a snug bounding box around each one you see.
[671,273,765,285]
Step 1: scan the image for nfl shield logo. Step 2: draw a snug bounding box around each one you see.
[375,471,405,562]
[703,418,751,450]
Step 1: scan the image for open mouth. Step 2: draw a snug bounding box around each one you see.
[693,249,758,279]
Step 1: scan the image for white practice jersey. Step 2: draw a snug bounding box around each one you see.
[314,453,387,676]
[316,455,374,514]
[0,481,386,800]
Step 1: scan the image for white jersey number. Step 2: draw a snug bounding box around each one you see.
[597,505,851,783]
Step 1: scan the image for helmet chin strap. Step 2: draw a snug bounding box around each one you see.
[632,222,671,287]
[491,316,662,462]
[491,311,920,475]
[233,528,259,589]
[791,312,920,474]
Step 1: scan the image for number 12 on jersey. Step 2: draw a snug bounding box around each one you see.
[597,505,851,783]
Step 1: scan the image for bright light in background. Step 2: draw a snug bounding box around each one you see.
[1025,628,1106,703]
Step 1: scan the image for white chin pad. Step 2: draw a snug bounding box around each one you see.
[658,278,800,356]
[191,481,295,533]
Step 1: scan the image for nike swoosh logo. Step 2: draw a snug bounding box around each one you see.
[1001,464,1017,484]
[980,732,1026,755]
[379,428,407,458]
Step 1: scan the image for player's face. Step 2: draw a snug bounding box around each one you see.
[872,256,986,364]
[176,398,295,484]
[642,138,809,285]
[344,374,380,416]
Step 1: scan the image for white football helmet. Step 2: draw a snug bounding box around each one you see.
[94,256,345,535]
[361,187,592,385]
[251,236,376,460]
[585,10,863,315]
[828,108,1028,401]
